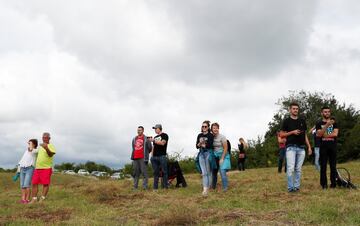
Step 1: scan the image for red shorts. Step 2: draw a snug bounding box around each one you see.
[32,168,52,185]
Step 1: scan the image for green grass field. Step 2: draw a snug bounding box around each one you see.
[1,161,359,226]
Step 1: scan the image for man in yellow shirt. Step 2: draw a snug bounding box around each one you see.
[30,132,56,203]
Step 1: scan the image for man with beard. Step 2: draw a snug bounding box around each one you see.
[316,106,339,189]
[280,103,312,192]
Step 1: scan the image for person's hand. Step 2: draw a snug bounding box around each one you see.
[292,130,301,135]
[219,158,224,165]
[308,147,312,156]
[325,120,332,127]
[41,143,48,149]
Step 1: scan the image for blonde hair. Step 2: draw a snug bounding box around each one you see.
[239,138,248,149]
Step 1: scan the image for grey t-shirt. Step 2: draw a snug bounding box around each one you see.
[213,134,226,151]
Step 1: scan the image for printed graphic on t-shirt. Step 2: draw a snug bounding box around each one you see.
[326,125,334,135]
[199,137,208,146]
[154,136,162,142]
[135,137,144,151]
[321,124,335,141]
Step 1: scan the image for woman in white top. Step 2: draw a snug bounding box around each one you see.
[18,139,38,204]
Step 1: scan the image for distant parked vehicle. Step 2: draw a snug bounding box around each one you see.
[64,170,76,175]
[110,172,124,180]
[77,169,90,176]
[91,171,100,176]
[94,172,109,177]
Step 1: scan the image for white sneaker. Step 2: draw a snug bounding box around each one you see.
[202,187,209,196]
[39,196,46,203]
[29,197,38,204]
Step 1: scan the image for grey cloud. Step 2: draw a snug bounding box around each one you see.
[1,0,359,170]
[12,0,317,82]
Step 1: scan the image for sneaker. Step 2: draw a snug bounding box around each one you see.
[202,190,208,197]
[294,188,300,192]
[29,197,38,204]
[288,188,294,193]
[38,196,46,203]
[19,200,27,204]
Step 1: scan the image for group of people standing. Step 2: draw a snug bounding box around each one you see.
[279,103,339,192]
[130,122,248,196]
[13,103,340,205]
[17,133,56,204]
[196,121,234,196]
[130,124,169,190]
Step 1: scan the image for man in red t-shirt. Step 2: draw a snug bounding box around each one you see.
[131,126,152,189]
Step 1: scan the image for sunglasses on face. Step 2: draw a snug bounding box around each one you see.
[202,126,208,128]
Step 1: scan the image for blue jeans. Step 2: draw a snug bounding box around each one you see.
[20,166,34,188]
[199,150,212,188]
[286,146,305,191]
[151,155,168,189]
[314,147,320,171]
[212,156,228,190]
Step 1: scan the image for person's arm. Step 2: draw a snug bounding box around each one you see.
[323,128,339,138]
[316,121,332,137]
[196,135,201,149]
[308,126,315,134]
[41,144,55,157]
[206,134,214,149]
[277,135,284,144]
[305,135,312,156]
[220,139,228,163]
[280,129,301,138]
[154,134,167,146]
[155,139,166,146]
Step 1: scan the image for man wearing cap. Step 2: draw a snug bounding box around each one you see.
[30,132,56,203]
[150,124,169,190]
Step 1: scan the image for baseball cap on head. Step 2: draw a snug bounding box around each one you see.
[152,124,162,130]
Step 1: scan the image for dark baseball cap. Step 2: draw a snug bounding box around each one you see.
[152,124,162,129]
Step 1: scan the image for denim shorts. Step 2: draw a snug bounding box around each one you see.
[20,166,34,188]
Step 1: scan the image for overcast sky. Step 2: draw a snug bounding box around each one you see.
[1,0,359,169]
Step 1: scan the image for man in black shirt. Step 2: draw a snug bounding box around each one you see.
[150,124,169,190]
[280,103,312,192]
[316,106,339,189]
